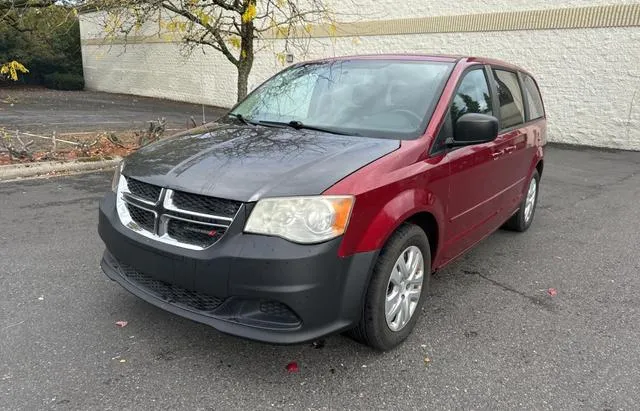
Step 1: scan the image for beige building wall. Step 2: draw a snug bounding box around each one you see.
[80,2,640,150]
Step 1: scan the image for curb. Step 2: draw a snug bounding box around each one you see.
[0,157,121,181]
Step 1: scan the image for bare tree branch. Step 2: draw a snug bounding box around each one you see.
[88,0,356,101]
[160,1,239,66]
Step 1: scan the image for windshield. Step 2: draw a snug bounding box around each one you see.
[230,59,454,139]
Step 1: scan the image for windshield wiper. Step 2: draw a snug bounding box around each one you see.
[257,120,355,136]
[227,113,255,126]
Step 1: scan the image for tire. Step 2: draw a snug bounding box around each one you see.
[349,223,431,351]
[503,170,540,232]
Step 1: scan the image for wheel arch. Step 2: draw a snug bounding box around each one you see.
[339,188,444,267]
[405,212,439,266]
[536,159,544,177]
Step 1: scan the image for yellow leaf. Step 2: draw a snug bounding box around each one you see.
[276,0,286,6]
[276,26,288,38]
[72,8,78,17]
[0,61,29,81]
[304,24,312,34]
[276,53,286,65]
[195,9,210,26]
[229,36,241,49]
[241,50,247,58]
[242,3,257,23]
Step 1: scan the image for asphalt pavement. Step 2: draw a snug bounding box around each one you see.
[0,88,227,135]
[1,146,639,410]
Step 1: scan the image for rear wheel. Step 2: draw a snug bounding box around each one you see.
[349,223,431,351]
[503,170,540,232]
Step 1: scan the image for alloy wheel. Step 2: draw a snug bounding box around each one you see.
[385,245,424,332]
[524,177,537,224]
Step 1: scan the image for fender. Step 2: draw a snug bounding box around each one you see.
[337,187,446,259]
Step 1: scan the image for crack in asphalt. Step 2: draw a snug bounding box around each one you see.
[570,167,640,206]
[462,269,555,311]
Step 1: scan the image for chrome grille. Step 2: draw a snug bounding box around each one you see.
[116,176,240,250]
[172,191,241,219]
[126,203,155,232]
[127,178,162,202]
[166,219,226,248]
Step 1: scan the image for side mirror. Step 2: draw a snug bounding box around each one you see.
[446,113,499,148]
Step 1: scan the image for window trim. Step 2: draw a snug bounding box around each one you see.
[428,64,495,156]
[520,72,546,122]
[488,65,528,132]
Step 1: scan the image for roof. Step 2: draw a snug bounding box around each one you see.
[302,54,533,76]
[312,54,461,63]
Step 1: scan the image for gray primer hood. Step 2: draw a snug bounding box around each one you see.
[122,123,399,202]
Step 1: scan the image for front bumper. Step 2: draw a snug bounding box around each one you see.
[98,192,377,344]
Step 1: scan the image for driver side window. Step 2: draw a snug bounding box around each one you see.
[451,69,493,123]
[433,68,493,153]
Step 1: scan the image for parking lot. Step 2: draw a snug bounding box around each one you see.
[0,88,226,134]
[1,146,639,409]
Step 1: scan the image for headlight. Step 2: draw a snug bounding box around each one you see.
[111,161,124,192]
[245,196,355,243]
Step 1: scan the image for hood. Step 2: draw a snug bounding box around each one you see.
[122,123,399,202]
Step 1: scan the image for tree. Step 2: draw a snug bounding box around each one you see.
[90,0,338,101]
[0,0,82,84]
[0,0,76,34]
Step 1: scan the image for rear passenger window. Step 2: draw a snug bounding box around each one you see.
[522,74,545,120]
[450,69,492,124]
[492,69,525,129]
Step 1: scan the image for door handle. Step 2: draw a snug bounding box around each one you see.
[504,145,517,154]
[491,150,504,159]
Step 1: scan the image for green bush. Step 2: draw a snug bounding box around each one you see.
[42,72,84,90]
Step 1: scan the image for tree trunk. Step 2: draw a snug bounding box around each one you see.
[236,12,254,102]
[236,63,251,102]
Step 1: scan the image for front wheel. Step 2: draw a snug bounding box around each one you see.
[503,170,540,232]
[349,223,431,351]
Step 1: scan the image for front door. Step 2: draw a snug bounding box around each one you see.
[437,67,505,261]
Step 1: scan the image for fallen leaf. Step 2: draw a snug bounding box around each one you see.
[424,357,431,366]
[115,320,128,327]
[119,359,126,363]
[285,361,299,373]
[547,288,558,297]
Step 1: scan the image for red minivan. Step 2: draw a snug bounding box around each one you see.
[99,55,546,350]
